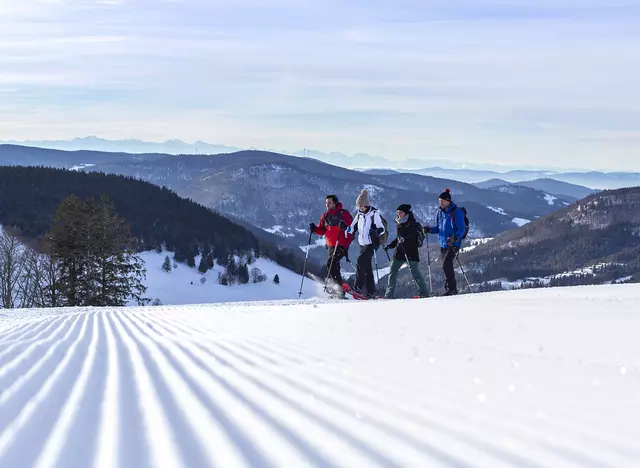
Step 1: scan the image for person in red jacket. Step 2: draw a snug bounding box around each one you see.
[309,194,353,296]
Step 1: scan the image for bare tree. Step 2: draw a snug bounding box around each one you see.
[0,227,28,309]
[15,248,43,308]
[0,228,63,309]
[34,242,63,308]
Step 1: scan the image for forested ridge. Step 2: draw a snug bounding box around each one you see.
[0,166,308,272]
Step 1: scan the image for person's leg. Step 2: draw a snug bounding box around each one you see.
[362,245,376,295]
[326,246,337,283]
[408,261,430,297]
[354,245,369,291]
[331,246,347,286]
[441,247,457,294]
[324,246,343,296]
[384,258,403,299]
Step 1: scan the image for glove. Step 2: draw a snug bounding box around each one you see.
[423,226,431,234]
[382,244,390,251]
[338,220,347,230]
[309,223,317,232]
[446,236,458,246]
[346,226,353,234]
[369,227,383,237]
[397,236,404,243]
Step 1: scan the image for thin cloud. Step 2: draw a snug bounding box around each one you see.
[0,0,638,170]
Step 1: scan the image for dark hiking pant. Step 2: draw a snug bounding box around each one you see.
[440,246,460,294]
[355,244,376,295]
[326,245,347,287]
[384,259,430,299]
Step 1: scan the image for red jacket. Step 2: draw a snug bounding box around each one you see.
[314,202,353,248]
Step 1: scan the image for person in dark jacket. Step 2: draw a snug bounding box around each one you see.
[310,194,354,297]
[383,204,429,299]
[424,188,467,295]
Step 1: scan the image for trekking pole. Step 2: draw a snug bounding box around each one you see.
[455,250,472,292]
[324,244,339,293]
[373,246,380,285]
[298,230,313,298]
[426,233,433,293]
[324,227,345,292]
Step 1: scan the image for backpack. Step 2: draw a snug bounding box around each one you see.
[371,208,389,245]
[323,208,349,228]
[451,206,470,240]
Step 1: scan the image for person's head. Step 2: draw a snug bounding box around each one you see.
[396,203,411,219]
[356,189,370,212]
[325,194,338,210]
[439,188,452,209]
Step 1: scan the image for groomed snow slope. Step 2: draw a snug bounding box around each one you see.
[1,285,640,467]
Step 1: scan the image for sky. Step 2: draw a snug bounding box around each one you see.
[1,0,639,171]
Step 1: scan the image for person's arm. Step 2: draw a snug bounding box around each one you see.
[342,210,354,243]
[346,212,358,234]
[311,213,326,235]
[427,212,440,234]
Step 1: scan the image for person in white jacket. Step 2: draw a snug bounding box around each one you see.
[346,189,386,297]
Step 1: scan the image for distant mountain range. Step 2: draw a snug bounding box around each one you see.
[401,168,640,191]
[2,135,586,171]
[1,136,243,157]
[472,178,598,200]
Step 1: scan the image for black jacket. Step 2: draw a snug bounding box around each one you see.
[387,212,420,262]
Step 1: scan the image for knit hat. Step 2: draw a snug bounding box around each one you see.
[396,203,411,213]
[439,188,452,201]
[356,189,370,206]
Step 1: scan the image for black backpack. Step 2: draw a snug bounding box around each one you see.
[452,206,470,240]
[437,206,470,240]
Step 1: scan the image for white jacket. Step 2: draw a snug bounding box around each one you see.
[348,208,385,246]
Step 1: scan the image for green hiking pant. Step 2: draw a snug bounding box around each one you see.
[384,258,430,298]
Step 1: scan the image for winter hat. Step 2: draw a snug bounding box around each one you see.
[356,189,370,206]
[396,203,412,213]
[439,188,452,201]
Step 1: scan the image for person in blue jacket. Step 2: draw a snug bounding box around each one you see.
[424,189,467,295]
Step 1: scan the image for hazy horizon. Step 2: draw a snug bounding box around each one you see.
[0,134,615,173]
[1,1,638,171]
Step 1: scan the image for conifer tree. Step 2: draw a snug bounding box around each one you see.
[162,255,172,272]
[47,195,147,306]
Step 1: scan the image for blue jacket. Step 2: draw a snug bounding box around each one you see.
[427,203,466,249]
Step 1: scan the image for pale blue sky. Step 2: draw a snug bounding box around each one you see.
[1,0,639,170]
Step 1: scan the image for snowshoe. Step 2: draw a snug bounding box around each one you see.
[342,284,383,300]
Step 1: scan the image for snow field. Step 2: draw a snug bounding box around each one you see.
[138,251,324,305]
[1,284,640,467]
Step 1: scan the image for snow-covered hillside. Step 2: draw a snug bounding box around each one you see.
[1,284,639,467]
[137,251,322,305]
